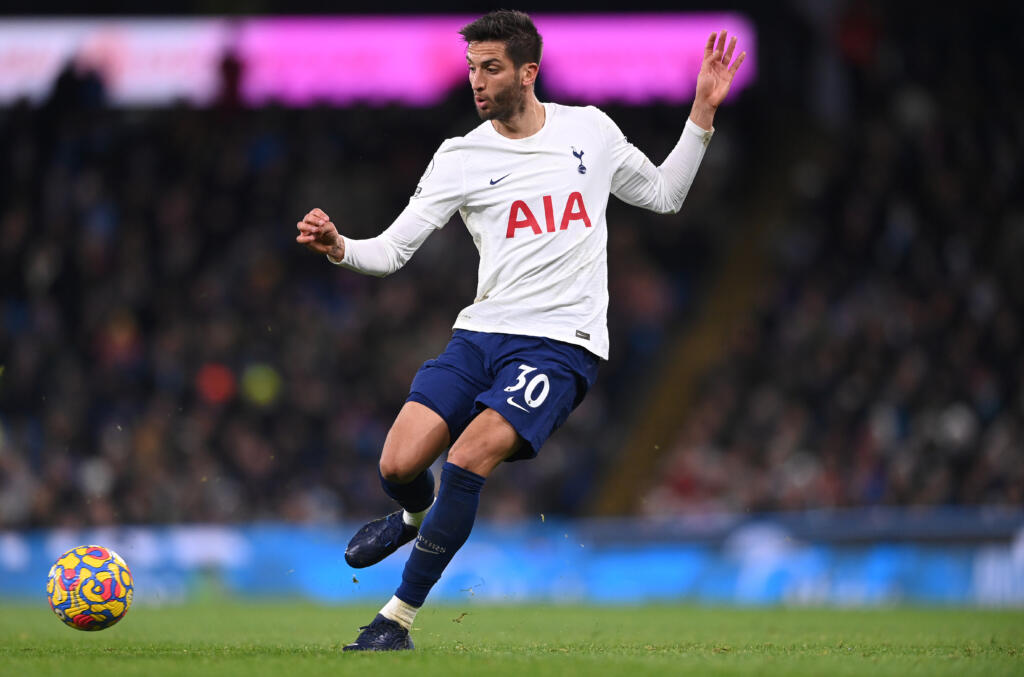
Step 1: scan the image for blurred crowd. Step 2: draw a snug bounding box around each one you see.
[0,60,738,527]
[5,3,1017,529]
[645,3,1024,514]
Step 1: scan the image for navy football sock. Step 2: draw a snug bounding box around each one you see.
[395,462,485,608]
[379,468,435,514]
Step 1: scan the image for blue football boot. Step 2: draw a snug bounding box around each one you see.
[343,614,414,652]
[344,510,418,568]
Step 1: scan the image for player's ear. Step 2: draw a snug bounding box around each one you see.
[520,62,539,87]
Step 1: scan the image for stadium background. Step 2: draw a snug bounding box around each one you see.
[0,1,1022,607]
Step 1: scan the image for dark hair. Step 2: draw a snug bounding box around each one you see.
[459,10,543,68]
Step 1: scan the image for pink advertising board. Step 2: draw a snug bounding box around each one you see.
[0,14,755,107]
[535,14,756,104]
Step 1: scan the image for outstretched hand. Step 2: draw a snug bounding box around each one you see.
[296,207,345,261]
[690,30,746,130]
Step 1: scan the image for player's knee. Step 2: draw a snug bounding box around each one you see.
[445,449,487,477]
[447,438,519,477]
[378,459,420,485]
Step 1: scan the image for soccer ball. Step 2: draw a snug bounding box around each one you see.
[47,545,134,631]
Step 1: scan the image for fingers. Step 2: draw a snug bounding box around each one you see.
[296,220,319,246]
[302,208,330,227]
[297,218,335,233]
[298,208,330,233]
[723,35,737,64]
[296,221,334,248]
[707,30,745,74]
[296,208,337,251]
[715,29,728,58]
[729,51,747,75]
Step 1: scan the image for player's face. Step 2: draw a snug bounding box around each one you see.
[467,41,526,122]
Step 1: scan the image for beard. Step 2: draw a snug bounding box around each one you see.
[475,76,526,122]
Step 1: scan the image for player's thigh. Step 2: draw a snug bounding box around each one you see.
[476,343,599,462]
[446,408,522,478]
[379,401,450,483]
[404,331,492,447]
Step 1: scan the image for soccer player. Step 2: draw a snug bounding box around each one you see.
[295,10,745,651]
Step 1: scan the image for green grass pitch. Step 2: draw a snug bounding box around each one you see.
[2,602,1021,676]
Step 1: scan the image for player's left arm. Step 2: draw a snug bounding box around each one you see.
[609,30,745,214]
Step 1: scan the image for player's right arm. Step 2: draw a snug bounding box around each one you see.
[296,141,464,277]
[296,206,440,278]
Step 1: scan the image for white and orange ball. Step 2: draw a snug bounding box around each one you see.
[47,545,133,631]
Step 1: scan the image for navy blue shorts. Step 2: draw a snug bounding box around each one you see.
[407,329,600,461]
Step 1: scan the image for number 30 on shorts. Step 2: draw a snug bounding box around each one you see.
[503,364,550,409]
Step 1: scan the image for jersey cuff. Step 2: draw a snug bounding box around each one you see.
[684,118,714,146]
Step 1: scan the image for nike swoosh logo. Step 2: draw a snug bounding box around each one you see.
[506,397,529,413]
[414,541,438,554]
[489,173,511,185]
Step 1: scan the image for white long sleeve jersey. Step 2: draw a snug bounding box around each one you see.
[333,102,713,359]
